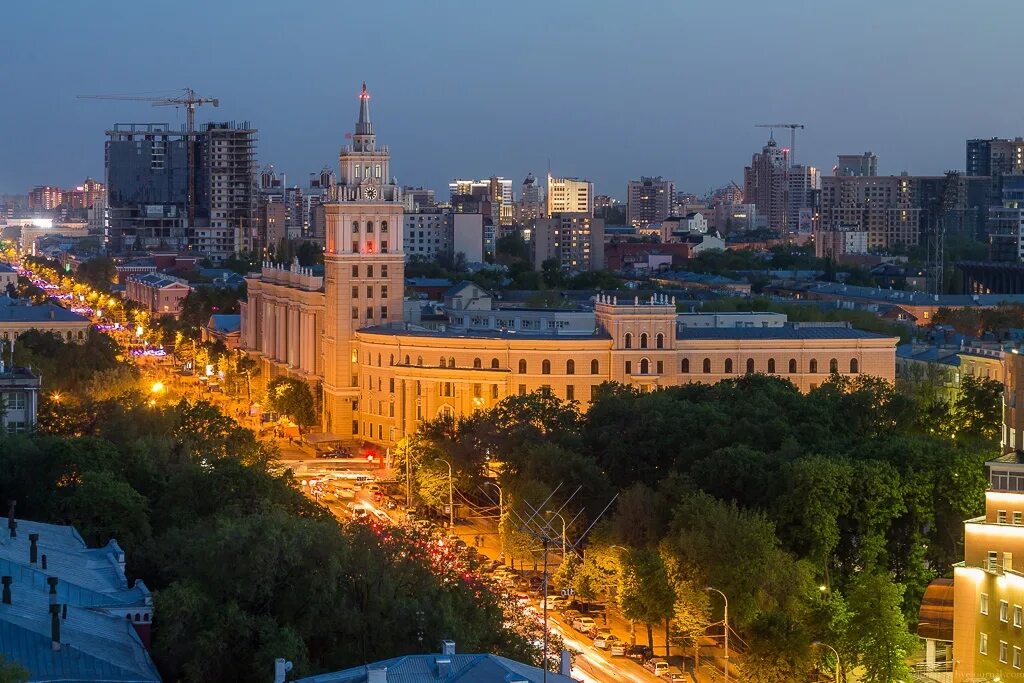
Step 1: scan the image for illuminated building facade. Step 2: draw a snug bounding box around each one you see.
[546,174,593,216]
[239,85,898,447]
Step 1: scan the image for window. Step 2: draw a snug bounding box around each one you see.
[625,360,632,375]
[518,384,526,395]
[473,383,481,398]
[682,358,690,373]
[999,510,1008,523]
[1001,640,1009,664]
[5,393,25,411]
[1007,551,1015,572]
[829,358,838,374]
[473,358,482,369]
[656,360,663,374]
[1016,511,1023,525]
[366,286,374,298]
[850,358,859,373]
[351,265,359,277]
[980,632,988,655]
[989,551,999,571]
[366,221,374,233]
[518,359,527,373]
[1002,600,1010,622]
[566,385,575,401]
[381,306,388,319]
[352,220,359,233]
[789,358,797,373]
[746,358,755,374]
[809,359,818,374]
[490,358,499,369]
[624,333,632,349]
[542,360,551,375]
[725,358,733,373]
[640,358,650,374]
[1015,645,1022,669]
[703,358,711,373]
[389,378,395,393]
[640,333,648,349]
[591,359,599,374]
[417,356,423,366]
[352,307,359,320]
[366,306,373,318]
[491,385,499,399]
[381,285,388,298]
[367,265,374,277]
[353,240,360,252]
[767,358,776,373]
[1016,604,1023,628]
[981,593,990,615]
[656,333,664,349]
[382,265,388,277]
[381,220,388,233]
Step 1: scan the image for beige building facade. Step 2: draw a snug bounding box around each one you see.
[239,86,898,448]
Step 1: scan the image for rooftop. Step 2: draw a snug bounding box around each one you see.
[0,299,90,324]
[294,651,574,683]
[675,323,893,341]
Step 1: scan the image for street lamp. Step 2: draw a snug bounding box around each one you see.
[705,587,729,683]
[151,381,164,394]
[438,458,454,528]
[546,510,567,552]
[812,641,841,683]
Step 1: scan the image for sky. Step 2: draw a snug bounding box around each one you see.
[3,0,1024,199]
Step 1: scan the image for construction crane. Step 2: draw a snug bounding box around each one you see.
[926,170,961,296]
[78,88,219,225]
[755,123,805,167]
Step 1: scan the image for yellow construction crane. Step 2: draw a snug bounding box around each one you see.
[78,88,220,225]
[755,123,805,166]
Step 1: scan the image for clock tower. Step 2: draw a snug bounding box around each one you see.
[321,83,404,439]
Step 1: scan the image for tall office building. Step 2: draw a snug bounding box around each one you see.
[835,153,878,177]
[105,121,257,257]
[546,173,593,216]
[627,176,675,228]
[743,138,789,231]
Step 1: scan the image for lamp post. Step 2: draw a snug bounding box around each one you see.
[610,545,637,646]
[705,587,729,683]
[438,458,454,528]
[484,480,504,562]
[546,510,567,552]
[812,641,841,683]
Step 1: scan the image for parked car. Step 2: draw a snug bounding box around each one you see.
[571,616,596,633]
[538,596,568,611]
[645,660,670,677]
[609,641,627,657]
[625,645,654,662]
[561,609,581,624]
[593,633,619,650]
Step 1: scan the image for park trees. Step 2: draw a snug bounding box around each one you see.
[266,376,316,428]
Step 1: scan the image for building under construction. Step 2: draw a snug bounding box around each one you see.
[104,121,257,259]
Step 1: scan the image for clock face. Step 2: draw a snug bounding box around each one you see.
[364,186,377,200]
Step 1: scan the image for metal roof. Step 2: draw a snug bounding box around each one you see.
[674,324,892,341]
[294,653,575,683]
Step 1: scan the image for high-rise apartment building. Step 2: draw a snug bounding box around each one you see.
[835,153,878,177]
[197,122,257,257]
[627,176,675,228]
[404,208,449,258]
[787,165,819,234]
[546,174,593,216]
[531,214,605,271]
[516,173,544,225]
[743,138,788,231]
[27,186,63,211]
[819,175,917,249]
[967,138,1024,178]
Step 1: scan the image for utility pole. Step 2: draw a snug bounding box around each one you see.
[706,587,729,683]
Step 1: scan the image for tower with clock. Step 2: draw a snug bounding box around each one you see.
[321,83,405,438]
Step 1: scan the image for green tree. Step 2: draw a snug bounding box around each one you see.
[266,377,316,428]
[845,572,916,683]
[618,547,675,653]
[0,655,29,683]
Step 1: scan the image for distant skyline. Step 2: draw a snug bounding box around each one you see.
[3,0,1024,199]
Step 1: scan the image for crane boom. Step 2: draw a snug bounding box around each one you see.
[755,123,805,166]
[77,88,219,226]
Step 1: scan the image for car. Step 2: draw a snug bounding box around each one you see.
[593,633,619,650]
[587,622,608,638]
[645,660,670,677]
[571,616,596,633]
[609,641,627,657]
[561,609,581,624]
[667,671,695,683]
[625,645,654,662]
[538,596,567,611]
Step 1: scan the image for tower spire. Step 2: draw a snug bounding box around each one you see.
[356,82,372,136]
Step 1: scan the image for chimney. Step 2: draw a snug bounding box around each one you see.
[41,554,47,570]
[50,603,60,651]
[29,533,38,564]
[441,640,455,656]
[366,666,387,683]
[47,576,58,606]
[6,500,15,538]
[1,576,11,604]
[560,650,572,677]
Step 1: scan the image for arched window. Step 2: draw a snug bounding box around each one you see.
[377,353,381,367]
[810,359,818,374]
[404,354,410,365]
[590,359,599,374]
[746,358,755,374]
[381,220,388,233]
[725,358,733,373]
[640,333,649,349]
[682,358,690,373]
[640,358,650,374]
[703,358,711,373]
[850,358,859,374]
[491,358,500,369]
[656,333,664,349]
[352,220,359,233]
[439,358,446,367]
[448,357,456,368]
[416,356,423,366]
[566,359,575,375]
[473,357,482,369]
[624,333,632,349]
[829,358,838,374]
[519,359,527,374]
[789,359,797,373]
[767,358,776,373]
[389,354,394,366]
[542,359,551,375]
[366,221,374,233]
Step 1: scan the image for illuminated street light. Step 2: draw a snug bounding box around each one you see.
[151,381,164,394]
[812,641,841,683]
[705,587,730,683]
[51,392,61,403]
[135,326,144,338]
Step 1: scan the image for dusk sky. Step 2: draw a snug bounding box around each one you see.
[3,0,1023,198]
